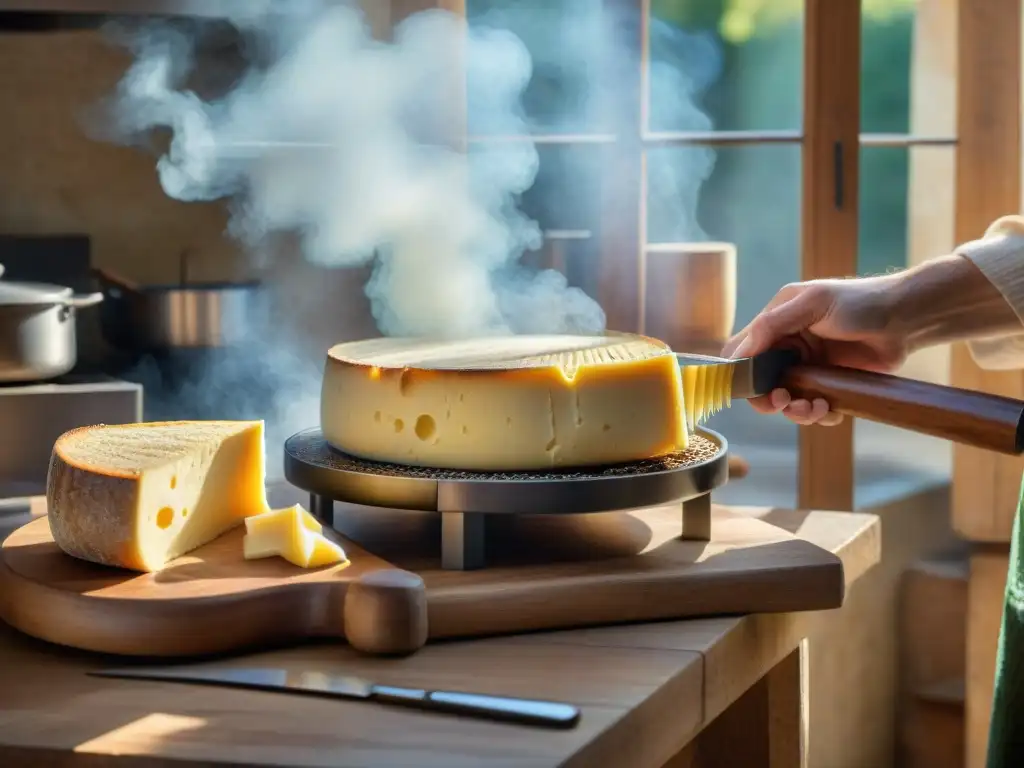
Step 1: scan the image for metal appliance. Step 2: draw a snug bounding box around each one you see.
[284,427,729,571]
[94,261,266,354]
[0,374,142,499]
[0,274,104,383]
[0,237,142,501]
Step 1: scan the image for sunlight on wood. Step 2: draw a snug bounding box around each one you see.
[75,713,207,754]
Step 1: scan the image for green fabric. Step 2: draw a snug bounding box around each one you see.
[986,476,1024,767]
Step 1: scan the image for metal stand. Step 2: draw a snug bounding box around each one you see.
[680,492,712,541]
[309,490,712,568]
[285,428,729,572]
[441,512,486,571]
[309,494,335,526]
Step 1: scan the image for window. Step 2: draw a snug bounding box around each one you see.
[457,0,995,510]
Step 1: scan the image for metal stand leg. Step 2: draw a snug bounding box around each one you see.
[309,494,335,527]
[680,493,712,541]
[441,512,486,570]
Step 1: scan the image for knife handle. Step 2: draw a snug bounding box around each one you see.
[370,685,580,728]
[782,365,1024,455]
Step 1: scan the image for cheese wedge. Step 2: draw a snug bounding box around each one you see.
[242,505,348,568]
[47,420,271,572]
[244,503,323,538]
[305,534,348,568]
[320,332,688,470]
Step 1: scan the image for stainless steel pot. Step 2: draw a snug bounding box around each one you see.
[0,274,104,382]
[94,267,266,352]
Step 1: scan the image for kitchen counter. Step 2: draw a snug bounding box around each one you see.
[0,501,880,768]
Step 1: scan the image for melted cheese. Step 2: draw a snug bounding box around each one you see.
[321,332,688,470]
[47,421,271,572]
[680,364,733,431]
[242,505,347,568]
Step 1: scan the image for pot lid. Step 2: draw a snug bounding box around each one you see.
[0,281,73,306]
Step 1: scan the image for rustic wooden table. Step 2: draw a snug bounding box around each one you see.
[0,500,879,768]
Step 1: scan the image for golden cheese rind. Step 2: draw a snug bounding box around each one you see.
[47,420,271,572]
[320,333,689,471]
[47,442,146,570]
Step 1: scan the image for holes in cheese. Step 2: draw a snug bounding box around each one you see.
[46,420,271,573]
[414,414,436,441]
[156,506,175,530]
[321,332,689,471]
[242,505,348,569]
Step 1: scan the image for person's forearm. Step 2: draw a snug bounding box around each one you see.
[883,253,1023,352]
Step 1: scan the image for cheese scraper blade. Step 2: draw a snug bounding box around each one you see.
[89,666,580,729]
[674,346,1024,456]
[675,348,802,401]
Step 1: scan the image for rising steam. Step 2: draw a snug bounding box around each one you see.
[91,0,719,477]
[99,0,609,338]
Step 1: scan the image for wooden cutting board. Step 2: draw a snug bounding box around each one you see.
[0,504,844,658]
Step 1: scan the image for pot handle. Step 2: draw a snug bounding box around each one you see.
[63,292,104,309]
[93,267,139,294]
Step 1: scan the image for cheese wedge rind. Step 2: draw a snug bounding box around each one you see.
[47,420,271,572]
[321,332,689,471]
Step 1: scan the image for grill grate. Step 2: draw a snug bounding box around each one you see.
[291,433,721,481]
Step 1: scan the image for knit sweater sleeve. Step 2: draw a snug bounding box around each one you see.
[955,215,1024,370]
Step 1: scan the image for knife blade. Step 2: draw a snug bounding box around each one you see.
[675,347,802,401]
[88,666,580,729]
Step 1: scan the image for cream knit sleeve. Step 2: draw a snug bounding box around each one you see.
[955,215,1024,370]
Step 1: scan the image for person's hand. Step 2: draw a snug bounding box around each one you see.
[721,275,908,426]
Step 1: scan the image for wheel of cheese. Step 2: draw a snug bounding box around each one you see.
[320,333,689,471]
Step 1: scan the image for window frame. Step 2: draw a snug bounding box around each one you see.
[950,0,1022,540]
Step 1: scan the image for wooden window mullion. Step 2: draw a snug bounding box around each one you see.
[799,0,861,510]
[597,0,646,333]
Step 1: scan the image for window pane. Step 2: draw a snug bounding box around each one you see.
[650,0,803,132]
[861,0,956,135]
[855,143,954,508]
[857,1,956,507]
[647,144,801,508]
[466,1,804,134]
[858,146,910,275]
[511,144,604,299]
[860,2,914,133]
[465,0,609,133]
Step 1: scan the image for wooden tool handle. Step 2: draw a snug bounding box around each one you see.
[782,365,1024,455]
[343,569,428,656]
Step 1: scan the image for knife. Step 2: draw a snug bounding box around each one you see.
[676,347,803,402]
[89,666,581,729]
[676,347,1024,456]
